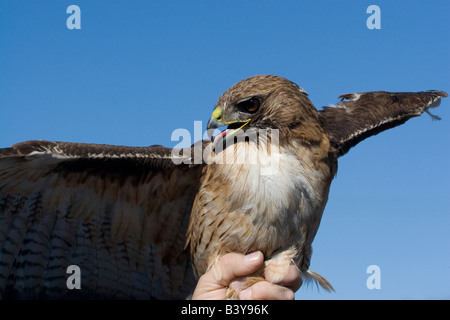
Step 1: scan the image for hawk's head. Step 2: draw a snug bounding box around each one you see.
[207,75,324,147]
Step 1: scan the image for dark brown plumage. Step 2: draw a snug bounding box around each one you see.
[0,141,201,299]
[320,90,447,155]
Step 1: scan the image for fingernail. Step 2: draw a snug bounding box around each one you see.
[244,251,261,262]
[240,288,252,300]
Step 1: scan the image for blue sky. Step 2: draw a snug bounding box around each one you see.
[0,1,449,299]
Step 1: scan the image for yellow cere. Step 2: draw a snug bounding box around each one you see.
[212,107,223,122]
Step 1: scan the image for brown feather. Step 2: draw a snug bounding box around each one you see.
[0,140,203,299]
[319,90,447,156]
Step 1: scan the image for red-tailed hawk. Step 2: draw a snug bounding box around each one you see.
[0,75,446,299]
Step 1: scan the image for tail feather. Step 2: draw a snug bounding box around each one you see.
[304,270,335,292]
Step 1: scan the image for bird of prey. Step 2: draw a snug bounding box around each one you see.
[0,75,446,299]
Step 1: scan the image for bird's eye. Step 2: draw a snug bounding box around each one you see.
[237,97,260,114]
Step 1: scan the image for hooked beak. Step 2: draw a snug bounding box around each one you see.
[206,106,251,143]
[206,117,224,141]
[207,106,225,141]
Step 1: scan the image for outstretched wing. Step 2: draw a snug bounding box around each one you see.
[319,90,447,156]
[0,140,205,299]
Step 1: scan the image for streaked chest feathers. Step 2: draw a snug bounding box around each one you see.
[188,140,330,276]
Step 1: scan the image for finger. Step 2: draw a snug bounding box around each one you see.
[240,281,295,300]
[215,251,264,286]
[192,252,264,300]
[273,264,302,292]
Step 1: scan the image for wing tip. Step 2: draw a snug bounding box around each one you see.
[0,140,57,160]
[423,90,447,119]
[428,90,448,98]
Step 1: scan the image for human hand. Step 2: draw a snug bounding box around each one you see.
[191,251,302,300]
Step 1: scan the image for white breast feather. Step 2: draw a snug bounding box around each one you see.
[218,142,325,227]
